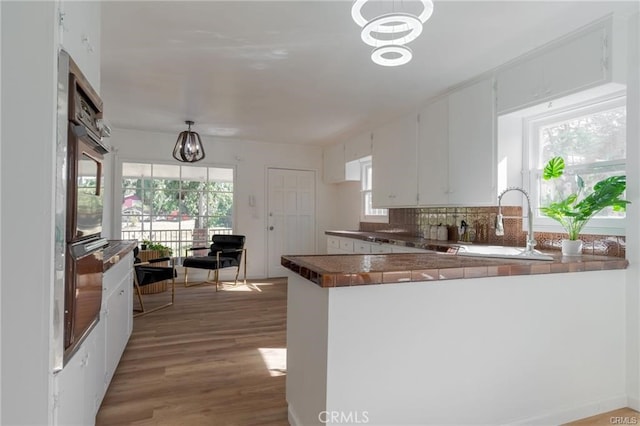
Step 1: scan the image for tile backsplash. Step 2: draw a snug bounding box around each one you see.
[360,206,625,258]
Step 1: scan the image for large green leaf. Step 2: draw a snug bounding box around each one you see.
[543,157,565,180]
[539,157,629,237]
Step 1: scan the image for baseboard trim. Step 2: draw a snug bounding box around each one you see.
[288,404,302,426]
[628,396,640,411]
[508,395,628,425]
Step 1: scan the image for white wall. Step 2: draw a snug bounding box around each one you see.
[0,1,58,424]
[625,8,640,410]
[108,127,335,276]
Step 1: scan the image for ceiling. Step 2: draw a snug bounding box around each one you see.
[101,0,636,146]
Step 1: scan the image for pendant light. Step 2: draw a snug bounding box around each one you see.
[351,0,434,66]
[172,120,205,163]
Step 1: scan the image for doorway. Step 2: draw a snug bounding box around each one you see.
[267,168,316,277]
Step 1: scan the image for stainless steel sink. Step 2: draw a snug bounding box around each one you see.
[455,245,554,261]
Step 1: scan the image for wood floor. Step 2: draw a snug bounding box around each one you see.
[96,278,289,426]
[96,276,638,426]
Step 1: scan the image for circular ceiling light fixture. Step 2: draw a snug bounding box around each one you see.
[361,13,423,47]
[172,120,206,163]
[351,0,434,67]
[351,0,434,28]
[371,45,413,67]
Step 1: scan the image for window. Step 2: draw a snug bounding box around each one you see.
[121,162,234,257]
[526,94,626,235]
[360,158,388,222]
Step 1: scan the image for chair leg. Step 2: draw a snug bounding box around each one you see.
[134,277,176,318]
[134,280,145,314]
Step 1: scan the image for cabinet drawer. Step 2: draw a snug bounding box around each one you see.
[339,239,354,252]
[354,242,371,254]
[327,237,340,250]
[370,243,392,254]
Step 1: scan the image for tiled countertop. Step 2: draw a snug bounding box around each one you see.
[281,251,628,288]
[103,240,137,272]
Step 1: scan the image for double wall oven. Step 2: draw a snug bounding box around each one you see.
[54,50,110,370]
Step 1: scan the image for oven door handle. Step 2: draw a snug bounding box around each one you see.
[72,124,108,154]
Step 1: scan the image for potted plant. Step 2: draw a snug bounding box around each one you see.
[540,156,629,256]
[141,239,173,256]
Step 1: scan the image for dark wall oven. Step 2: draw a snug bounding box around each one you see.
[55,50,110,368]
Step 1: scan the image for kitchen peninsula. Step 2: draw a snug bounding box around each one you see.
[282,251,628,425]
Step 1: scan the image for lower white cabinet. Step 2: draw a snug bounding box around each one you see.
[327,236,421,254]
[104,253,134,386]
[54,250,133,426]
[54,321,103,426]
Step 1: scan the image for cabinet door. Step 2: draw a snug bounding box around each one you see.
[323,143,346,183]
[55,347,88,426]
[542,24,607,101]
[448,78,496,205]
[372,113,418,207]
[345,132,372,162]
[417,97,449,205]
[370,243,392,254]
[105,278,131,386]
[327,236,342,254]
[60,0,101,91]
[354,241,372,254]
[496,20,609,114]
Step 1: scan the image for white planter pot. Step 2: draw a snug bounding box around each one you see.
[561,239,583,256]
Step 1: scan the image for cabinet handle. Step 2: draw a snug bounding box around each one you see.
[119,289,125,296]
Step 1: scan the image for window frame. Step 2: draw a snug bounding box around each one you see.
[119,160,236,257]
[523,93,626,236]
[360,158,388,223]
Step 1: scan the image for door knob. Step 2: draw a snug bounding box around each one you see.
[269,226,274,230]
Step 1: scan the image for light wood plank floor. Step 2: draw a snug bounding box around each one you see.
[97,276,638,426]
[96,278,288,426]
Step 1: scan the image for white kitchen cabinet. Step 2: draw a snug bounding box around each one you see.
[54,251,133,426]
[345,131,372,162]
[327,235,425,254]
[103,251,134,387]
[59,0,101,91]
[496,18,618,115]
[327,236,355,254]
[370,243,392,253]
[417,97,449,205]
[448,77,496,205]
[323,143,360,184]
[372,113,419,207]
[323,143,346,184]
[391,245,429,253]
[54,321,103,426]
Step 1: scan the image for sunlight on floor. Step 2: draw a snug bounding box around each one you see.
[258,348,287,377]
[224,281,280,292]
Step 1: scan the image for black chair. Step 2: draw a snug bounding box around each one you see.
[133,246,176,317]
[182,235,246,291]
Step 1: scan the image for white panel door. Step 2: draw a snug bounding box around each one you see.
[267,168,316,277]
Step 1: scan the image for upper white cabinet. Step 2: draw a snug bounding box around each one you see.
[323,141,361,184]
[496,18,622,115]
[59,0,101,91]
[345,132,372,162]
[323,143,347,184]
[372,113,419,207]
[417,97,449,205]
[447,77,496,205]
